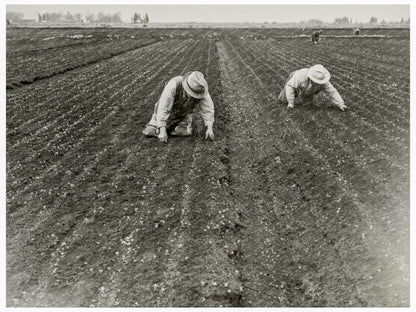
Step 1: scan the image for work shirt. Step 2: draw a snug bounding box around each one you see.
[155,76,215,129]
[285,68,344,108]
[311,31,321,41]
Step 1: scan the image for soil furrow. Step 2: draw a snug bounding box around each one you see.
[219,39,409,306]
[228,38,408,187]
[6,40,182,138]
[7,40,189,148]
[242,38,409,129]
[273,39,410,120]
[217,41,368,306]
[154,40,244,307]
[6,28,409,308]
[6,40,199,202]
[83,39,211,307]
[6,39,208,303]
[6,38,160,89]
[240,38,409,125]
[225,36,408,252]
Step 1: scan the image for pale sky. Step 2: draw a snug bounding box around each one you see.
[6,4,410,23]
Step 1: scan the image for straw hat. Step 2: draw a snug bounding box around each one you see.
[308,64,330,84]
[182,71,208,99]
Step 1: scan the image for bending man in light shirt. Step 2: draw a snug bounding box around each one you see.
[310,30,323,44]
[142,71,215,143]
[278,64,347,111]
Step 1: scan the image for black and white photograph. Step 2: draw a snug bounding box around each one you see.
[1,0,414,309]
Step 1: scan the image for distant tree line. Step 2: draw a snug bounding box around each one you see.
[38,12,82,22]
[36,11,122,23]
[333,16,352,25]
[95,12,122,23]
[7,10,140,24]
[6,10,409,26]
[299,16,410,26]
[6,11,24,21]
[367,16,409,24]
[132,13,149,24]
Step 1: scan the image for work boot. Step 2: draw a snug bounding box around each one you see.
[170,126,192,136]
[142,125,158,137]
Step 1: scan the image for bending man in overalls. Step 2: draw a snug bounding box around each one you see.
[142,71,215,143]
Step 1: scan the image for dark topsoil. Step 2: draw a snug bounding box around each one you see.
[6,29,410,307]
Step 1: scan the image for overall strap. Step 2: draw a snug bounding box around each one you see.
[174,78,199,106]
[175,78,184,100]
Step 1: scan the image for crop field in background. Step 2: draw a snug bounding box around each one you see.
[6,27,410,307]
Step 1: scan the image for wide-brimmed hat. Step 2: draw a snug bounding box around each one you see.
[308,64,330,84]
[182,71,208,99]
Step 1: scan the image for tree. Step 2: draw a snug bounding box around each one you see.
[133,13,142,23]
[334,16,350,25]
[6,11,24,21]
[74,13,82,21]
[97,12,110,23]
[97,12,122,23]
[85,13,95,23]
[40,12,62,22]
[301,18,324,27]
[38,13,42,22]
[111,13,122,23]
[133,12,149,24]
[65,11,74,21]
[369,16,378,24]
[96,12,104,22]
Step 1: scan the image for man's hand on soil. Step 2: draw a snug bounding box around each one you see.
[339,104,347,111]
[205,125,214,141]
[287,103,294,109]
[158,127,168,143]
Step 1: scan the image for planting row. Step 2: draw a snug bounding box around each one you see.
[7,39,195,197]
[218,38,409,306]
[6,27,222,55]
[6,35,161,89]
[7,27,409,55]
[7,38,244,307]
[228,36,409,230]
[6,31,409,306]
[226,27,409,37]
[7,37,205,305]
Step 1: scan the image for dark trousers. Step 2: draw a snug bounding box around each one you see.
[146,101,193,133]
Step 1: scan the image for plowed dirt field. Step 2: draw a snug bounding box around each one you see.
[6,27,410,307]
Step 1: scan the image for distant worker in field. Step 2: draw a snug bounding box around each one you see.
[353,28,361,36]
[142,71,215,143]
[278,64,347,111]
[310,29,323,44]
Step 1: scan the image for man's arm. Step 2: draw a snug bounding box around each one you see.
[199,93,215,140]
[156,79,177,128]
[323,82,347,111]
[284,71,302,108]
[156,79,177,143]
[285,84,297,108]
